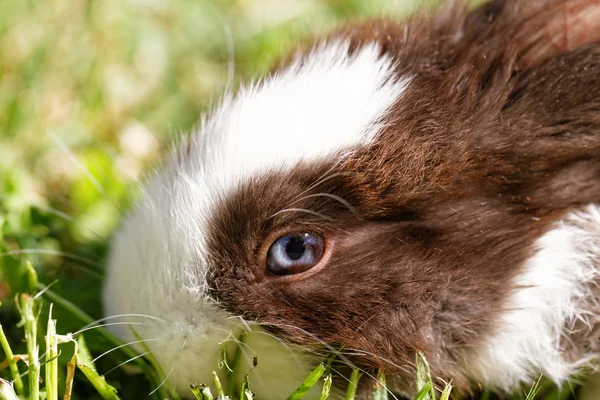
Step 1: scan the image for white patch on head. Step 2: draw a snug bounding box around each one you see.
[103,40,409,398]
[469,204,600,391]
[188,40,409,191]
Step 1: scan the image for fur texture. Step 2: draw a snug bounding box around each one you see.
[469,205,600,390]
[104,0,600,398]
[103,41,406,399]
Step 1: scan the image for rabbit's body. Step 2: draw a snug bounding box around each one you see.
[103,0,600,397]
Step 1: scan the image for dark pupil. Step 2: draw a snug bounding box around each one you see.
[285,236,306,260]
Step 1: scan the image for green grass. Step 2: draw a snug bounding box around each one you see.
[0,285,576,400]
[0,0,585,399]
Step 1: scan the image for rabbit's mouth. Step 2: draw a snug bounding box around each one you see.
[101,295,328,399]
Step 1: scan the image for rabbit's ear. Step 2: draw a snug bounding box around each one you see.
[517,0,600,68]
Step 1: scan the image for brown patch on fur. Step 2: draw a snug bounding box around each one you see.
[203,0,600,397]
[516,0,600,68]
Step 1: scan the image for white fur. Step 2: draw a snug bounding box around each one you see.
[103,41,408,398]
[470,204,600,391]
[188,40,409,193]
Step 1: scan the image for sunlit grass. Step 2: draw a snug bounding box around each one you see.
[2,269,455,400]
[0,265,576,399]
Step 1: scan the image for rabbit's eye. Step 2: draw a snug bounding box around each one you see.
[266,233,325,275]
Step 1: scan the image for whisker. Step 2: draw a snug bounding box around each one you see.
[91,338,162,364]
[225,315,252,332]
[259,322,340,360]
[344,366,399,400]
[245,328,292,350]
[299,161,342,192]
[252,327,393,398]
[79,313,168,331]
[291,164,337,201]
[270,208,334,222]
[325,363,368,393]
[215,328,257,362]
[261,322,400,400]
[33,280,59,300]
[292,171,356,203]
[46,130,123,215]
[104,351,150,376]
[344,348,413,374]
[290,193,362,220]
[215,328,268,386]
[241,328,306,369]
[216,328,247,349]
[148,365,174,396]
[73,322,149,337]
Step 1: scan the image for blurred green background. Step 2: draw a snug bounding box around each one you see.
[0,0,428,397]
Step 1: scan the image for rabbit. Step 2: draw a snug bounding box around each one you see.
[102,0,600,398]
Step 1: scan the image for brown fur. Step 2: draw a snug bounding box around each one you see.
[204,0,600,397]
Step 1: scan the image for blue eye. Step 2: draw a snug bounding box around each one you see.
[266,233,325,275]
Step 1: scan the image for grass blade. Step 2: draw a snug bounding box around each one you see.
[190,384,214,400]
[20,294,40,400]
[240,371,250,400]
[40,286,168,399]
[414,382,433,400]
[64,352,77,400]
[415,353,435,400]
[190,384,202,400]
[344,368,363,400]
[0,321,24,395]
[129,326,180,400]
[77,363,120,400]
[239,357,257,400]
[25,262,38,294]
[212,371,224,397]
[45,305,58,400]
[525,375,543,400]
[556,386,573,400]
[287,363,326,400]
[39,287,127,353]
[76,335,120,400]
[439,383,452,400]
[227,333,245,395]
[373,370,388,400]
[479,390,491,400]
